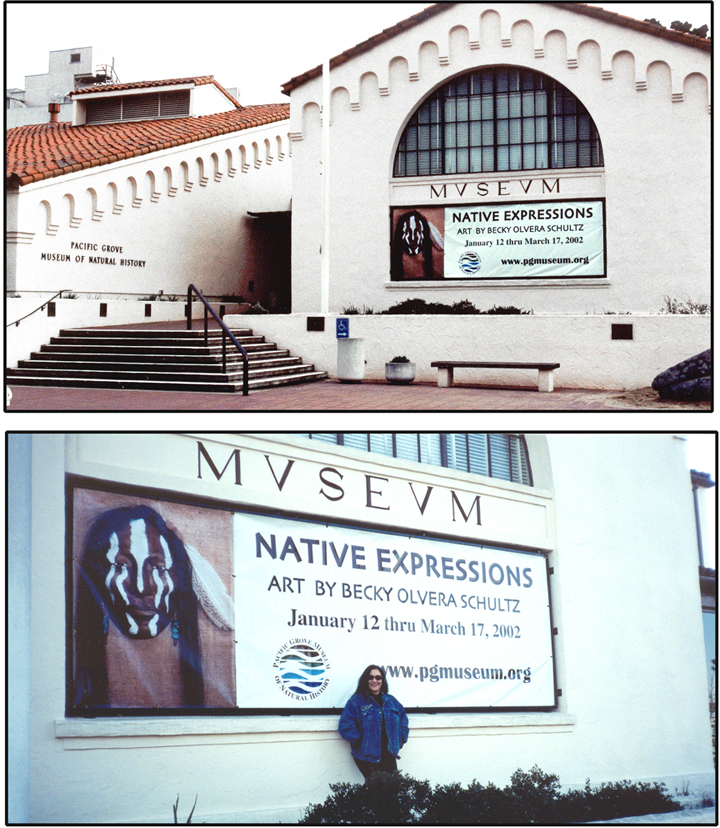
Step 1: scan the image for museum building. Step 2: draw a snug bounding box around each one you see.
[5,3,711,389]
[7,432,715,822]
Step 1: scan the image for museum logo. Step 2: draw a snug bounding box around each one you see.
[273,639,330,701]
[458,251,481,274]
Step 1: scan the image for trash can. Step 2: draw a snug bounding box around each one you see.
[337,338,365,383]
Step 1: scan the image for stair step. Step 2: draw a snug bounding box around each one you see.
[40,343,270,357]
[15,355,299,373]
[8,361,314,384]
[50,334,267,348]
[59,328,254,339]
[7,371,329,393]
[26,344,285,364]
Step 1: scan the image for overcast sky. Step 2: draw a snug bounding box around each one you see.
[5,2,712,104]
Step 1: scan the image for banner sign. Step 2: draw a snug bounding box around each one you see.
[234,511,556,711]
[391,199,605,280]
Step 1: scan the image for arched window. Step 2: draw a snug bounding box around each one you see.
[304,433,533,485]
[394,67,603,177]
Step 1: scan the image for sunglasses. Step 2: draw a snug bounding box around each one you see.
[368,675,383,681]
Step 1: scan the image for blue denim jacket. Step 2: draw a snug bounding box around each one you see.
[338,692,409,762]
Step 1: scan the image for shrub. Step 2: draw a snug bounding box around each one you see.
[342,304,375,315]
[301,772,431,825]
[661,296,711,314]
[482,304,533,315]
[380,298,531,315]
[420,780,512,824]
[300,767,683,825]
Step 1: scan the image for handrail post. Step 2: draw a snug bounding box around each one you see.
[187,283,249,396]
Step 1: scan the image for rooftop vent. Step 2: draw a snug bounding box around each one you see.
[84,89,190,124]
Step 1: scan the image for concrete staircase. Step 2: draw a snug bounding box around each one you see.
[7,326,328,393]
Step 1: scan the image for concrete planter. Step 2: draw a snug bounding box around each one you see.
[385,361,416,384]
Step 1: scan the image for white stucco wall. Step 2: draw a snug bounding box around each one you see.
[288,3,710,314]
[8,433,714,823]
[7,119,292,300]
[228,312,709,390]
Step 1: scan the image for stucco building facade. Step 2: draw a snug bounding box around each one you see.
[7,432,715,822]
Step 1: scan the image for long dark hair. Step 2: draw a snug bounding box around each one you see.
[73,505,204,709]
[355,664,389,696]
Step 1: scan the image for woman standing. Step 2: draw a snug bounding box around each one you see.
[338,664,409,780]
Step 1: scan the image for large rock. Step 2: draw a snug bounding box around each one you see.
[652,350,711,400]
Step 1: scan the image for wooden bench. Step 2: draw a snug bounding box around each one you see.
[430,361,561,392]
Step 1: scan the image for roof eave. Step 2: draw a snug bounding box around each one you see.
[280,1,710,95]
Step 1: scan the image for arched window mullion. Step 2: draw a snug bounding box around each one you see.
[394,66,602,178]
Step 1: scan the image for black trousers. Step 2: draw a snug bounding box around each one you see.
[353,753,398,780]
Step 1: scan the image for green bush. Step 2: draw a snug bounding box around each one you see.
[301,772,431,824]
[380,298,531,315]
[300,766,683,825]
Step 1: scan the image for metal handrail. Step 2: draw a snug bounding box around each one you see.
[6,289,72,328]
[186,284,249,395]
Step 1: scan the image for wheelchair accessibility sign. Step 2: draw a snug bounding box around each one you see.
[336,318,349,338]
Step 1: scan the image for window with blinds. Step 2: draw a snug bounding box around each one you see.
[394,67,603,177]
[305,433,532,485]
[84,90,191,124]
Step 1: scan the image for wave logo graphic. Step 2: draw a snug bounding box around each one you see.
[458,251,481,274]
[274,641,330,701]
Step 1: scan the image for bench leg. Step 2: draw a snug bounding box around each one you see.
[437,367,454,388]
[538,369,555,393]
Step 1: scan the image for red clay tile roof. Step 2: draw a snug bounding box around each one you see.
[69,75,241,107]
[281,1,711,94]
[69,76,217,96]
[6,103,289,187]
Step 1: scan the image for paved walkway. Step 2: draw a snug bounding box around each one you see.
[2,380,702,412]
[0,380,659,412]
[586,806,716,824]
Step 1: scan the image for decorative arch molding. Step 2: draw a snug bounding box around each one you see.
[180,160,194,191]
[145,170,161,203]
[163,166,178,197]
[108,181,124,215]
[684,72,710,110]
[263,138,273,165]
[646,60,673,99]
[508,20,535,57]
[448,25,472,64]
[226,149,237,178]
[86,187,103,222]
[40,199,59,236]
[196,157,209,187]
[576,40,603,77]
[63,193,82,229]
[300,8,709,113]
[330,87,351,119]
[127,176,142,209]
[211,152,223,182]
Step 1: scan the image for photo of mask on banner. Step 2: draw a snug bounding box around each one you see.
[69,487,236,712]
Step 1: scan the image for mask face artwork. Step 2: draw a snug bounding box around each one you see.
[103,517,178,639]
[401,213,425,256]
